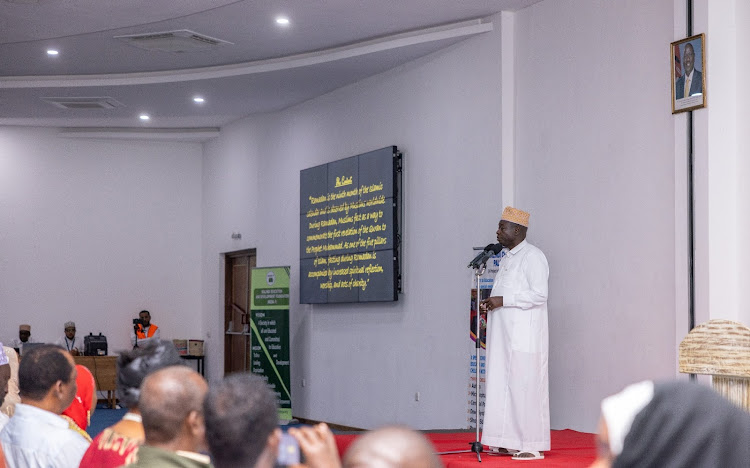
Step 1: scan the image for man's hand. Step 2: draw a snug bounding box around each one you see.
[479,296,503,312]
[70,349,80,356]
[288,423,342,468]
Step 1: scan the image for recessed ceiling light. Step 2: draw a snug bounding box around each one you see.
[276,17,290,26]
[46,49,59,56]
[193,96,205,103]
[139,114,150,121]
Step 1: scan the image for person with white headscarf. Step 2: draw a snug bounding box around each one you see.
[590,380,750,468]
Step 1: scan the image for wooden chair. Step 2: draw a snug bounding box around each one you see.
[679,319,750,410]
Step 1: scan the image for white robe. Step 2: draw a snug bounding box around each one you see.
[54,335,85,354]
[481,239,550,452]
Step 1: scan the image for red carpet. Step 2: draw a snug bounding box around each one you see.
[335,430,596,467]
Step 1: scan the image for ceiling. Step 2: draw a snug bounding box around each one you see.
[0,0,542,139]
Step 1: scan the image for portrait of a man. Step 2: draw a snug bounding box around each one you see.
[671,34,705,113]
[675,42,702,98]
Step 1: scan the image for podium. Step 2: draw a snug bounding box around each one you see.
[74,356,118,409]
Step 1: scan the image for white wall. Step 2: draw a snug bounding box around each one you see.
[737,0,750,323]
[202,22,504,429]
[0,127,203,352]
[201,116,264,369]
[513,0,677,430]
[699,0,750,326]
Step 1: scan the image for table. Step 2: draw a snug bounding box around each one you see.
[74,356,117,409]
[180,355,205,376]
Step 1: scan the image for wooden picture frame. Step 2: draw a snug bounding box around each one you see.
[671,34,706,113]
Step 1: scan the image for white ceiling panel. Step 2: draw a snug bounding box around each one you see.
[0,0,544,137]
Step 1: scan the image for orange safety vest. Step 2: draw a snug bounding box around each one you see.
[135,324,158,340]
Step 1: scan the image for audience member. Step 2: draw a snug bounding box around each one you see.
[9,324,36,356]
[590,380,750,468]
[61,364,96,440]
[343,426,443,468]
[54,321,84,355]
[0,346,10,431]
[79,340,184,467]
[125,366,210,468]
[0,344,89,467]
[0,346,19,418]
[131,310,161,348]
[203,373,281,468]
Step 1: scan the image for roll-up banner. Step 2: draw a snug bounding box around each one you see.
[250,266,292,421]
[467,252,503,428]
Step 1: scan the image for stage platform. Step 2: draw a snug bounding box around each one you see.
[334,429,597,467]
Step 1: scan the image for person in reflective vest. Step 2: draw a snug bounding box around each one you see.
[130,310,160,348]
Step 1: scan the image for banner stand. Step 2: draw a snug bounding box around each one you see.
[250,266,292,422]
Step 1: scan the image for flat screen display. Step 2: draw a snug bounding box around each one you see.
[300,146,401,303]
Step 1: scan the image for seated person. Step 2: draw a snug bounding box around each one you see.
[342,426,442,468]
[0,345,90,467]
[130,310,160,348]
[124,366,210,467]
[283,423,442,468]
[61,364,96,440]
[79,340,184,468]
[204,373,282,468]
[10,324,37,356]
[590,380,750,467]
[54,321,84,356]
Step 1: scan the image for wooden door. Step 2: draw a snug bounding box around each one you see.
[224,249,256,374]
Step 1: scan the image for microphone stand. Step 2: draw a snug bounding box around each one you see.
[438,258,489,462]
[134,324,140,348]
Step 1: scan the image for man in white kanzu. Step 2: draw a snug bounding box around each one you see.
[479,206,549,461]
[54,321,84,356]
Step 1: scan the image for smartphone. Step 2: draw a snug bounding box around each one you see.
[276,432,301,466]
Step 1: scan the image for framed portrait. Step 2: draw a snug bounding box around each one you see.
[671,34,706,113]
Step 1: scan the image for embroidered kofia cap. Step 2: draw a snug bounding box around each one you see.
[501,206,530,227]
[64,321,76,329]
[19,324,31,332]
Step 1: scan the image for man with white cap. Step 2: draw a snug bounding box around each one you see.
[10,325,36,356]
[54,321,84,356]
[479,206,550,461]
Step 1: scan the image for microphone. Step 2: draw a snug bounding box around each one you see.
[467,243,503,269]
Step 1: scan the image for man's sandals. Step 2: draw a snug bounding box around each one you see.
[511,451,544,461]
[487,447,518,455]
